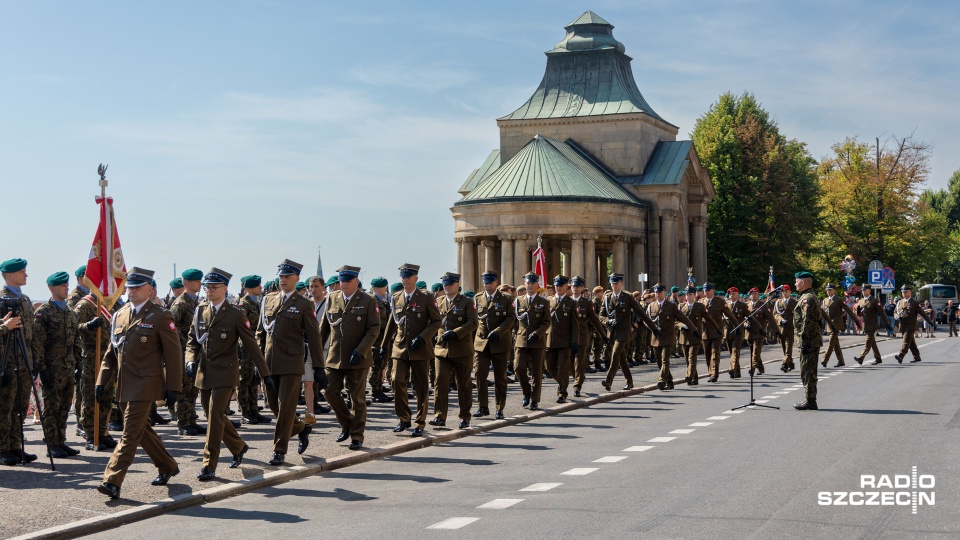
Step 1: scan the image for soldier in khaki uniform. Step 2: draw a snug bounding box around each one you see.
[33,271,84,458]
[544,275,579,403]
[724,287,748,379]
[96,268,183,499]
[600,273,658,390]
[590,286,609,371]
[257,259,324,466]
[894,284,934,363]
[699,283,735,383]
[187,269,271,481]
[793,272,823,411]
[514,273,551,410]
[236,275,269,425]
[367,277,393,404]
[744,287,770,376]
[473,270,515,419]
[854,283,892,365]
[430,272,478,428]
[170,268,205,436]
[647,284,694,390]
[678,285,718,385]
[381,264,442,437]
[820,283,860,367]
[773,285,798,372]
[318,266,382,450]
[571,276,604,397]
[0,258,39,466]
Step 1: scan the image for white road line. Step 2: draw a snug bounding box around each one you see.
[562,468,599,475]
[773,391,791,394]
[648,436,676,443]
[754,400,769,404]
[593,456,627,463]
[623,445,654,452]
[520,483,563,492]
[669,429,695,434]
[707,416,729,420]
[791,384,804,388]
[478,499,524,510]
[689,422,713,427]
[919,338,944,347]
[428,517,480,529]
[760,395,778,399]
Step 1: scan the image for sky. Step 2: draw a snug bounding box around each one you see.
[2,0,958,299]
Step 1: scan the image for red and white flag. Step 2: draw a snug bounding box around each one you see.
[533,245,546,283]
[765,270,775,294]
[83,196,127,309]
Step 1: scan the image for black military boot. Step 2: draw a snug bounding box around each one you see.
[793,400,818,410]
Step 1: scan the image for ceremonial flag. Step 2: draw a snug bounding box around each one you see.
[83,196,127,309]
[765,269,775,294]
[533,243,546,282]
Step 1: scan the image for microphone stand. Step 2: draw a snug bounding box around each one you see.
[731,288,783,411]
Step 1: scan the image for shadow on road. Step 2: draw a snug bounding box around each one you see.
[384,455,498,466]
[261,486,376,502]
[818,408,938,415]
[180,507,308,523]
[321,471,450,483]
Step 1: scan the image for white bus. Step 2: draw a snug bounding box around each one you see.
[918,284,958,323]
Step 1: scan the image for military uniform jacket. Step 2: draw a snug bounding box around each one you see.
[574,295,605,337]
[186,301,269,389]
[33,299,82,372]
[600,291,654,342]
[822,295,857,330]
[647,299,693,347]
[745,300,770,341]
[514,294,551,349]
[0,288,35,369]
[316,290,381,370]
[545,295,579,349]
[794,290,823,348]
[74,296,111,358]
[67,286,86,310]
[591,297,605,334]
[474,290,516,354]
[856,295,890,332]
[773,297,798,332]
[381,289,442,361]
[170,293,199,352]
[256,291,323,375]
[699,296,735,341]
[724,300,749,340]
[98,301,183,402]
[371,293,391,355]
[896,298,933,332]
[678,301,711,346]
[434,294,479,359]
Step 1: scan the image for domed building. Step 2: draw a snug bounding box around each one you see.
[451,11,714,291]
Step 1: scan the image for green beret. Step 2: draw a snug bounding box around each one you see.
[241,275,261,288]
[169,278,184,289]
[464,290,475,298]
[670,286,681,293]
[150,279,157,288]
[390,282,403,293]
[181,268,203,281]
[370,277,388,288]
[0,258,27,273]
[295,281,306,291]
[416,280,427,289]
[795,271,814,280]
[431,283,443,292]
[696,286,703,292]
[325,275,339,287]
[46,271,70,286]
[75,265,87,278]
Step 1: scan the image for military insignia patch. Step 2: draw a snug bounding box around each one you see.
[245,320,250,329]
[169,321,176,330]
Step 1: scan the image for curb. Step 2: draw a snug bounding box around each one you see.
[14,336,885,540]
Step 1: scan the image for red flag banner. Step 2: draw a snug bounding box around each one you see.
[533,245,546,283]
[765,271,775,294]
[83,196,126,309]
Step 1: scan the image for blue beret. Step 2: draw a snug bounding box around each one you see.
[0,258,27,273]
[370,277,388,288]
[181,268,203,281]
[241,275,261,288]
[75,265,87,278]
[169,278,184,289]
[46,271,70,286]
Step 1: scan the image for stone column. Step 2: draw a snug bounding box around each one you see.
[611,236,627,276]
[481,240,498,283]
[691,216,707,283]
[498,235,514,287]
[569,235,584,279]
[513,234,529,286]
[631,237,646,291]
[583,235,597,287]
[456,238,463,278]
[660,210,680,286]
[561,247,572,277]
[548,240,561,280]
[459,237,476,293]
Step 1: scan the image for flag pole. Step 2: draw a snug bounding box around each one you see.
[93,164,108,449]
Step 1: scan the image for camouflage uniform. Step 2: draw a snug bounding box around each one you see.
[33,299,82,446]
[794,287,823,403]
[74,296,115,442]
[0,288,37,456]
[236,293,262,420]
[170,293,201,427]
[67,286,87,310]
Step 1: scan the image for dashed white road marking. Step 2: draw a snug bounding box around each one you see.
[478,499,524,510]
[760,395,778,399]
[773,391,791,394]
[707,416,729,420]
[593,456,627,463]
[754,400,769,404]
[669,429,695,434]
[562,468,599,476]
[689,422,713,427]
[725,410,745,414]
[648,436,676,443]
[520,483,562,492]
[428,517,479,529]
[623,445,654,452]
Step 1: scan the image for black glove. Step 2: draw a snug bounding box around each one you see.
[441,330,458,343]
[652,327,662,338]
[349,351,362,366]
[487,330,500,342]
[606,319,618,329]
[526,332,539,344]
[185,362,197,378]
[409,336,425,351]
[570,343,579,356]
[315,370,328,390]
[84,317,105,330]
[38,369,53,388]
[95,384,105,403]
[74,367,82,383]
[253,367,261,379]
[744,323,751,330]
[164,390,178,406]
[779,320,787,327]
[378,347,387,358]
[263,375,277,396]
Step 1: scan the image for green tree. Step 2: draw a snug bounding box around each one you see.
[692,92,820,288]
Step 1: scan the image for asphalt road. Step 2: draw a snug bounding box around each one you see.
[86,336,960,539]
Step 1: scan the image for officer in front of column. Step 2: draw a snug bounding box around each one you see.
[473,270,516,419]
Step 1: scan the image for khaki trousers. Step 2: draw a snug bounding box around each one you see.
[325,367,369,443]
[103,400,177,487]
[393,358,429,427]
[653,346,673,384]
[572,331,592,390]
[681,343,699,382]
[748,338,765,372]
[200,387,245,471]
[545,347,571,399]
[859,330,882,361]
[703,338,722,378]
[434,356,472,422]
[604,340,634,387]
[822,329,844,364]
[898,329,921,360]
[265,374,306,455]
[475,349,508,412]
[516,347,545,402]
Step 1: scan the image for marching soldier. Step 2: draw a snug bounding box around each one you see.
[894,284,934,363]
[368,277,393,403]
[724,287,748,379]
[257,259,324,466]
[590,286,608,371]
[571,276,604,397]
[67,266,88,309]
[430,272,478,428]
[599,273,658,391]
[0,258,38,466]
[544,275,578,403]
[473,270,516,419]
[514,273,551,410]
[96,267,183,499]
[33,272,84,458]
[700,283,735,383]
[186,268,272,481]
[821,283,860,367]
[647,283,694,390]
[381,264,441,437]
[793,271,823,411]
[773,285,798,372]
[678,285,718,385]
[854,283,892,365]
[745,287,770,376]
[170,268,205,436]
[318,266,381,451]
[236,275,270,425]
